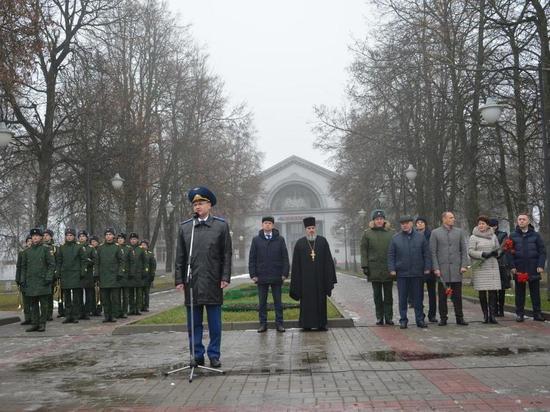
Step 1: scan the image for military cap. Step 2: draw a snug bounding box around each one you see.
[188,186,217,206]
[104,227,116,236]
[415,216,428,225]
[129,232,139,239]
[140,239,150,246]
[371,209,386,220]
[399,215,414,223]
[262,216,274,223]
[303,216,316,227]
[117,232,127,239]
[90,235,99,242]
[489,218,499,227]
[44,229,54,237]
[65,228,76,236]
[78,230,89,238]
[30,228,43,237]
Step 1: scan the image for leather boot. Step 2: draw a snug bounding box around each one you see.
[479,291,488,324]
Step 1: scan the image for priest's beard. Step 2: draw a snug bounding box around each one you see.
[307,234,317,242]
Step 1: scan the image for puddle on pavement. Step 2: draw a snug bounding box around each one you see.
[18,351,97,372]
[360,347,549,362]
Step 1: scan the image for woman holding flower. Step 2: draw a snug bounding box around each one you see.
[468,216,501,324]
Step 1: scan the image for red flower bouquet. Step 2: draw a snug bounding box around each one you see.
[503,238,515,254]
[516,272,529,283]
[438,278,453,299]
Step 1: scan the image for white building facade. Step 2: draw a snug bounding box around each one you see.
[242,156,353,268]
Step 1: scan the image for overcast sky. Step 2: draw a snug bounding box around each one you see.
[166,0,375,170]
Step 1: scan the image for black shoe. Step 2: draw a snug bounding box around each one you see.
[417,321,428,328]
[489,317,498,324]
[26,325,39,332]
[20,320,31,325]
[62,318,73,324]
[257,324,267,333]
[456,318,469,326]
[438,319,447,326]
[142,309,149,312]
[118,315,128,319]
[57,314,65,318]
[376,319,384,326]
[209,358,221,368]
[102,318,110,323]
[385,320,395,326]
[428,316,438,323]
[482,315,489,324]
[37,325,46,332]
[516,315,525,322]
[318,326,328,331]
[533,314,545,322]
[399,321,408,329]
[134,311,142,316]
[276,325,286,333]
[195,357,205,366]
[80,316,90,320]
[107,318,117,323]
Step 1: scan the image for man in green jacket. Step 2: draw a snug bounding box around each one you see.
[78,230,96,319]
[96,228,126,322]
[15,235,33,325]
[117,233,131,318]
[126,233,146,315]
[57,228,87,323]
[360,209,395,325]
[42,228,59,320]
[140,239,156,312]
[21,228,56,332]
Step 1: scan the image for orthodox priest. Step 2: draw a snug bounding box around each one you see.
[290,217,337,331]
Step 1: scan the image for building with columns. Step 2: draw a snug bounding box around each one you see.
[242,155,355,270]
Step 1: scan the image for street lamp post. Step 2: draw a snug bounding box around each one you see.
[404,164,417,214]
[356,209,367,272]
[339,225,349,271]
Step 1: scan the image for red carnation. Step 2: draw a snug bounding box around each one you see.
[517,272,529,283]
[503,238,515,254]
[445,287,453,297]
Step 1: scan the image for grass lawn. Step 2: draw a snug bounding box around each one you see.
[0,293,20,311]
[462,283,550,312]
[136,283,342,325]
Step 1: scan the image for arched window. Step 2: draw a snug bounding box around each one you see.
[270,184,321,211]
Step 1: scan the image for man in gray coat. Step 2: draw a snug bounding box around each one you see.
[430,211,470,326]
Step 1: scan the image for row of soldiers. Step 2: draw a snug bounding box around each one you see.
[15,227,156,332]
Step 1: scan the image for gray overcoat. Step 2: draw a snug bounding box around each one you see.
[430,226,470,283]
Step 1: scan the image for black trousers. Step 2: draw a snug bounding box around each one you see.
[63,288,82,320]
[515,279,541,316]
[424,278,437,319]
[438,281,464,320]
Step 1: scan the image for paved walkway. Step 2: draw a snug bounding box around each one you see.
[2,273,550,411]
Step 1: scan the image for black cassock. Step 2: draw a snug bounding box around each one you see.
[290,236,337,329]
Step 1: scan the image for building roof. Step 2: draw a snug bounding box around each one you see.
[261,155,337,180]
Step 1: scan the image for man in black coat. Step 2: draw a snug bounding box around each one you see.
[290,217,337,331]
[248,216,290,333]
[175,186,232,368]
[506,213,546,322]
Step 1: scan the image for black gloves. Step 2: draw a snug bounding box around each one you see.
[491,250,499,257]
[481,252,491,258]
[362,268,369,277]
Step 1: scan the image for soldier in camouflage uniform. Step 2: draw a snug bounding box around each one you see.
[140,239,156,312]
[89,235,102,316]
[57,228,87,323]
[126,233,146,315]
[78,230,96,319]
[42,228,60,319]
[117,233,131,318]
[96,228,126,322]
[21,228,56,332]
[15,235,33,325]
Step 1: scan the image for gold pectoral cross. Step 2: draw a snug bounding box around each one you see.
[310,250,316,261]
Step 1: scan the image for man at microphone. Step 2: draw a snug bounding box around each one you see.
[175,186,232,368]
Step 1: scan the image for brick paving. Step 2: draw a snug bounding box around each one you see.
[1,273,550,410]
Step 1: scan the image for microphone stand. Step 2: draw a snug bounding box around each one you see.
[164,214,224,382]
